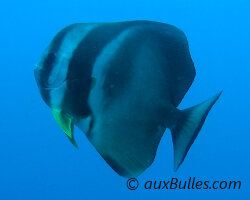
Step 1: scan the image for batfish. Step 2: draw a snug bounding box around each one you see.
[34,20,221,177]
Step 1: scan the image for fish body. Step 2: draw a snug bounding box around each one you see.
[34,21,221,177]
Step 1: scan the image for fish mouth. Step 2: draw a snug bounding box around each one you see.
[34,65,46,86]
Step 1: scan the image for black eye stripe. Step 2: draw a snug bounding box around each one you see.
[41,25,76,87]
[44,53,56,65]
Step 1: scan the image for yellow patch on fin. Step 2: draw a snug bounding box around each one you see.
[52,109,78,148]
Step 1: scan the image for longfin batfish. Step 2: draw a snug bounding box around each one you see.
[34,20,221,177]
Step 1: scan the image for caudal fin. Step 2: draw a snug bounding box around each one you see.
[171,91,222,171]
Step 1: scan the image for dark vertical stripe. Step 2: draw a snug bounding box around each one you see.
[39,24,76,88]
[63,23,136,117]
[36,24,77,107]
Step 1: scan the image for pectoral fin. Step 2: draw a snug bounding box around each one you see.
[52,109,78,148]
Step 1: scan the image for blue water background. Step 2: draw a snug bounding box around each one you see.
[0,0,249,199]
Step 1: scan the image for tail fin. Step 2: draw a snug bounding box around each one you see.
[171,91,222,171]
